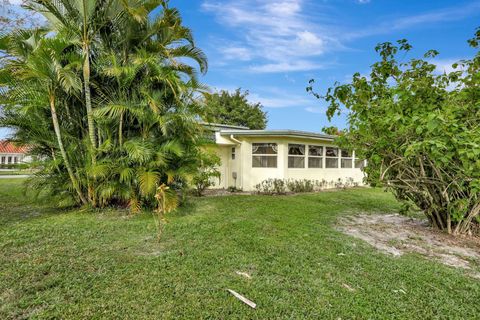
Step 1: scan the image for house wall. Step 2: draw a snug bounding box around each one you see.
[210,135,366,191]
[0,153,29,165]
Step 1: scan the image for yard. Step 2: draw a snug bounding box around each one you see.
[1,179,479,319]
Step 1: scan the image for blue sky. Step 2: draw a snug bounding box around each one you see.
[173,0,480,131]
[1,0,480,138]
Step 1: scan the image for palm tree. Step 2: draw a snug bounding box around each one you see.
[26,0,145,151]
[2,1,209,210]
[0,31,88,204]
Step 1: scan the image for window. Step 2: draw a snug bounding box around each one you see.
[308,145,323,168]
[341,150,353,168]
[1,156,4,164]
[14,157,18,164]
[325,147,339,168]
[252,143,277,168]
[355,159,365,169]
[231,147,236,160]
[7,156,12,164]
[288,144,305,168]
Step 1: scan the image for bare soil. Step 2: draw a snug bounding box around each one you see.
[337,214,480,278]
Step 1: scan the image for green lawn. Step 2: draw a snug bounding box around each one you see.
[1,179,479,319]
[0,170,32,175]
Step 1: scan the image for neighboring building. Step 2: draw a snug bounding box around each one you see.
[204,124,366,191]
[0,141,31,165]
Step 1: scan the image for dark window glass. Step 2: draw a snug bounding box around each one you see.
[308,157,322,168]
[355,159,365,169]
[252,156,277,168]
[326,147,338,157]
[326,158,339,168]
[288,157,305,168]
[341,159,352,168]
[252,143,277,155]
[288,144,305,155]
[341,150,351,157]
[309,145,323,156]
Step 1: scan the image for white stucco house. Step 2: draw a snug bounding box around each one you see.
[204,124,366,191]
[0,141,31,165]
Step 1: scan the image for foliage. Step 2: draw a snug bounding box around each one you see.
[307,29,480,235]
[254,178,287,195]
[0,0,208,211]
[203,88,267,129]
[191,150,221,196]
[4,179,480,319]
[286,179,315,193]
[254,177,358,195]
[153,183,179,240]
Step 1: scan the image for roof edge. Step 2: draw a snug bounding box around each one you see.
[200,122,250,130]
[219,129,337,141]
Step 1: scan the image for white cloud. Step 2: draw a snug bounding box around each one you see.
[220,46,253,61]
[304,106,325,113]
[432,58,466,74]
[346,2,480,39]
[202,0,338,73]
[8,0,24,5]
[356,0,371,4]
[249,60,326,73]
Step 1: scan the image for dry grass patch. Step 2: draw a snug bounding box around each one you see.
[337,214,480,277]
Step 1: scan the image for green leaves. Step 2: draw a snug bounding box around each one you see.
[309,31,480,234]
[138,170,160,196]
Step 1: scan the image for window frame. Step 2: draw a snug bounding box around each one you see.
[231,147,236,160]
[340,149,353,168]
[288,144,306,169]
[307,145,323,168]
[252,143,278,168]
[325,147,339,168]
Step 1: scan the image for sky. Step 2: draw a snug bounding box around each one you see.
[1,0,480,138]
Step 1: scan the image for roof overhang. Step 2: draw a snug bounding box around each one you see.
[219,130,336,142]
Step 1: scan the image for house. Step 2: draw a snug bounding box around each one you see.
[204,124,366,191]
[0,141,31,165]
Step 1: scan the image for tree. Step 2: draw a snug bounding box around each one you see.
[0,0,209,210]
[307,30,480,235]
[1,30,87,204]
[203,89,267,129]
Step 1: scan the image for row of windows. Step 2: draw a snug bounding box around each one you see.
[1,156,19,164]
[251,143,365,169]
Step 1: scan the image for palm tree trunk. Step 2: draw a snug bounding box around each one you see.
[49,94,88,205]
[83,46,96,150]
[119,111,124,146]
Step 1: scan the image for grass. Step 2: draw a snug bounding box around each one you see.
[0,170,32,175]
[1,179,479,319]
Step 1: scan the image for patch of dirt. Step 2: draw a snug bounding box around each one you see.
[337,214,480,278]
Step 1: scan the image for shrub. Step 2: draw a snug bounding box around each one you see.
[308,32,480,234]
[191,151,221,197]
[286,179,314,193]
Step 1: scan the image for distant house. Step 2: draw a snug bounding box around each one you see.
[0,141,31,165]
[204,124,366,191]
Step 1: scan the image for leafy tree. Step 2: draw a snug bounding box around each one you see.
[203,88,267,129]
[307,29,480,235]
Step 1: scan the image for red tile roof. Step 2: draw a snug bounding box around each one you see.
[0,141,29,154]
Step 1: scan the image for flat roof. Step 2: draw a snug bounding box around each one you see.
[219,129,336,141]
[200,122,250,130]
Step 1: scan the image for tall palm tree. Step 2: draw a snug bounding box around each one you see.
[0,31,88,204]
[25,0,145,151]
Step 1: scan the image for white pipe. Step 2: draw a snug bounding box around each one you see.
[230,134,241,144]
